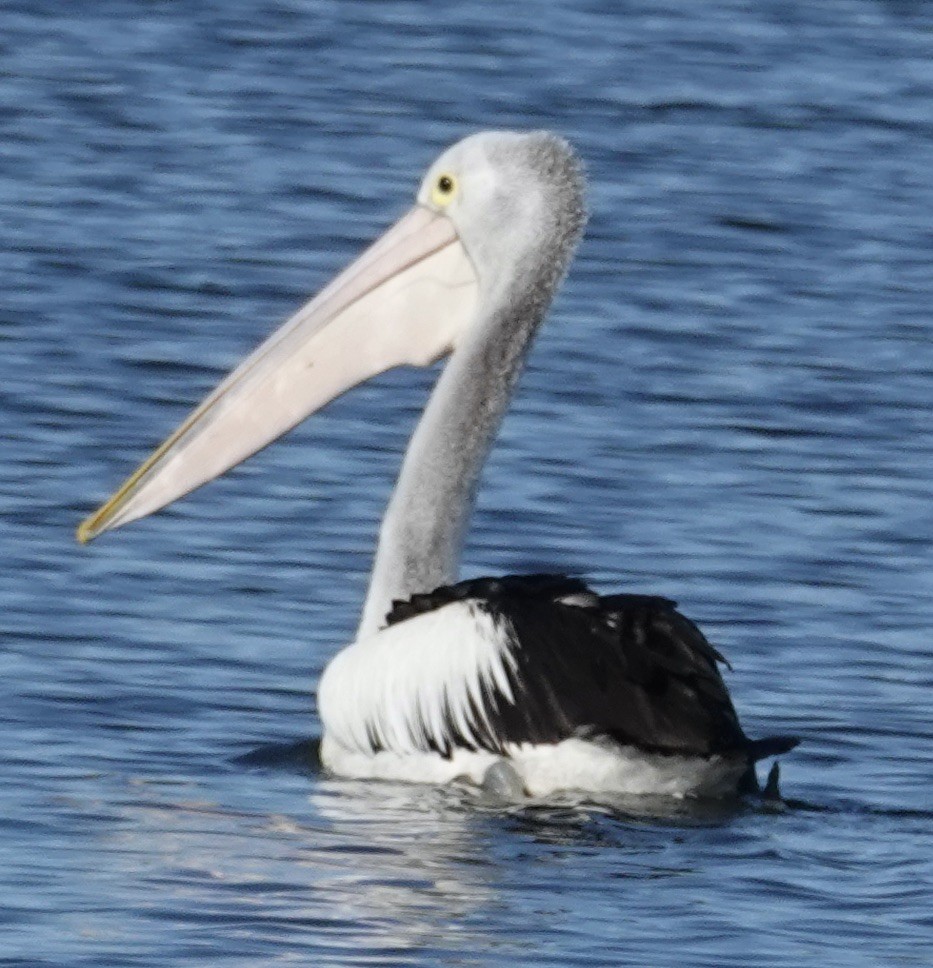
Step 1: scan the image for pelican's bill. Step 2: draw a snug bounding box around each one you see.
[78,205,477,543]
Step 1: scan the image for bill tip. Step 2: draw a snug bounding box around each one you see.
[76,518,97,545]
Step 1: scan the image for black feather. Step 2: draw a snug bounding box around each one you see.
[386,574,799,763]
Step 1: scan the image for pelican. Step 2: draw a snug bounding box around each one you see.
[78,131,797,798]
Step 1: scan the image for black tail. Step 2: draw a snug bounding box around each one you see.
[762,762,782,801]
[748,735,799,762]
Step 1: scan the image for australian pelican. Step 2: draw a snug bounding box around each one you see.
[78,131,797,798]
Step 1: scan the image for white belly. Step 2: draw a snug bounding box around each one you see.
[320,733,747,799]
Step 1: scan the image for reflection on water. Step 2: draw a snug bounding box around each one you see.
[2,0,931,965]
[74,770,762,963]
[52,761,929,966]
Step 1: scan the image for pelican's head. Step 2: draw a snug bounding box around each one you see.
[416,131,586,304]
[77,131,586,543]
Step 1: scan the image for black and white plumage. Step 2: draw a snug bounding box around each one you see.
[79,131,798,798]
[388,575,749,758]
[319,575,796,796]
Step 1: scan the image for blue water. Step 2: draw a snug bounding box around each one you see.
[2,1,931,964]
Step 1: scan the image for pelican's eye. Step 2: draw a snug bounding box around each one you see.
[431,172,458,207]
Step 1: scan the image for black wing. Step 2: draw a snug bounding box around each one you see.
[388,574,797,760]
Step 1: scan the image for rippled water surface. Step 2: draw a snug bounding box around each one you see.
[2,1,931,965]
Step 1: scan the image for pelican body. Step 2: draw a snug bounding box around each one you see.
[80,131,797,798]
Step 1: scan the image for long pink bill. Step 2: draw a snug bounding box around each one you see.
[78,205,477,543]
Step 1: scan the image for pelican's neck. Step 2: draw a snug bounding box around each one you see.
[356,132,587,638]
[357,287,541,639]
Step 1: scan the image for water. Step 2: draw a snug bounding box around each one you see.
[2,1,931,964]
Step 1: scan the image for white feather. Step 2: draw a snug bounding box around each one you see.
[318,600,515,756]
[320,735,747,799]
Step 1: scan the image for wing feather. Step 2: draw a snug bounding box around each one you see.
[320,574,792,762]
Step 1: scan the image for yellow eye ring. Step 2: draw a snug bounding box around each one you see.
[431,172,458,207]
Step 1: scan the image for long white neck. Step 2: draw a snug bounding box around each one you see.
[357,290,539,639]
[356,131,587,639]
